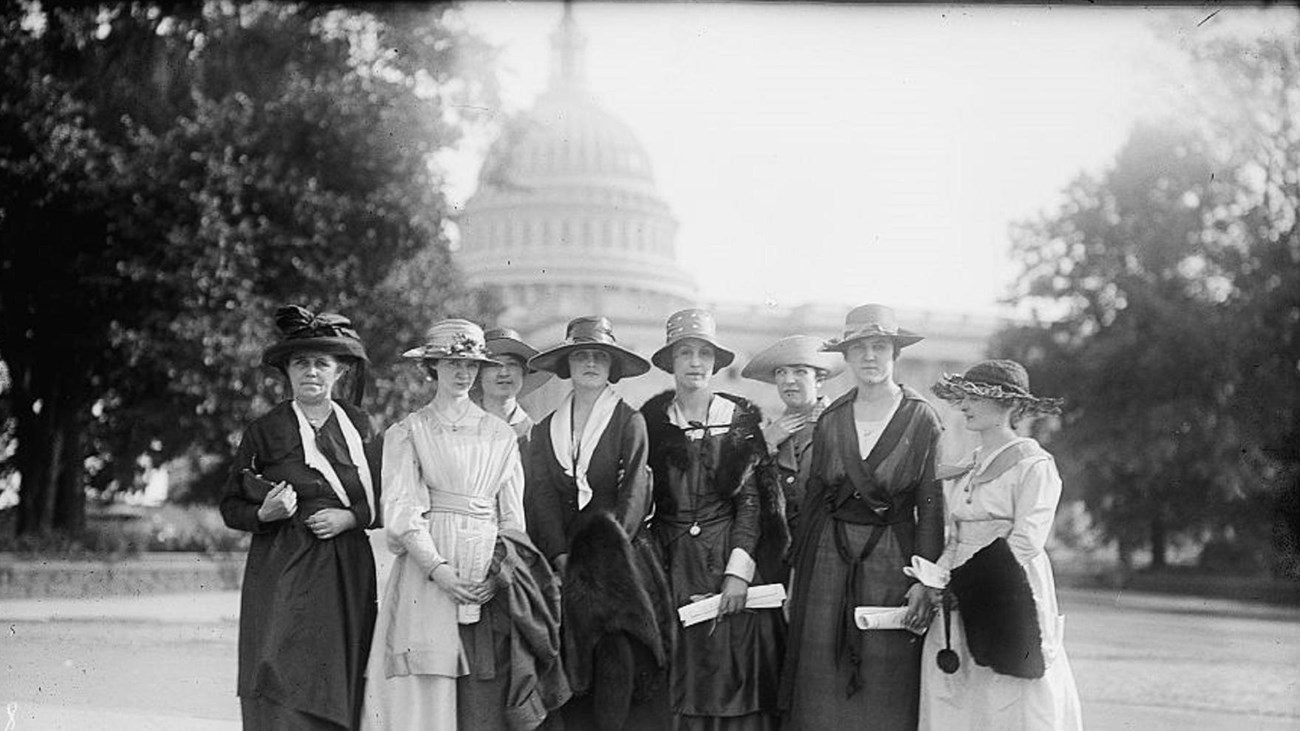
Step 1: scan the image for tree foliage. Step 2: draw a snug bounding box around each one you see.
[0,1,501,535]
[998,17,1300,574]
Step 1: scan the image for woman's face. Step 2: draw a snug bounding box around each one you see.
[844,336,896,387]
[480,354,526,401]
[672,339,716,393]
[774,365,821,410]
[287,351,345,404]
[568,348,612,391]
[959,394,1013,433]
[435,358,480,398]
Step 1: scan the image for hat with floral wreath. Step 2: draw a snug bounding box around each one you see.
[931,359,1062,415]
[401,319,502,366]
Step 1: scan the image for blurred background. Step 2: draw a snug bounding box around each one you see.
[0,1,1297,602]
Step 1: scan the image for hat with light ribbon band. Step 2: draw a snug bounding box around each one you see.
[528,316,650,384]
[822,303,924,352]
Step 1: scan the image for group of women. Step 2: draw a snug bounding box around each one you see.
[221,302,1084,731]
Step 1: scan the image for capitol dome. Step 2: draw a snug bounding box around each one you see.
[456,7,698,328]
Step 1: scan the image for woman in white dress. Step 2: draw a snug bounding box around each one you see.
[919,359,1083,731]
[361,319,528,731]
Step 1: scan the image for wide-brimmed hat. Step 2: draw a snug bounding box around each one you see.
[741,335,845,384]
[481,327,550,396]
[822,303,924,352]
[651,308,736,374]
[528,316,651,383]
[931,359,1063,415]
[262,305,369,369]
[401,319,501,366]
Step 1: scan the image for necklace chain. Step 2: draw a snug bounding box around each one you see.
[435,401,472,431]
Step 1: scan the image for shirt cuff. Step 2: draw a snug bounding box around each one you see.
[724,548,756,583]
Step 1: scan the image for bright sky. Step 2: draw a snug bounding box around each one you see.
[443,2,1265,317]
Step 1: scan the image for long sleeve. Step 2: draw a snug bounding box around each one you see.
[725,469,761,581]
[524,427,570,561]
[498,440,527,534]
[913,443,945,562]
[614,410,653,537]
[220,426,273,534]
[1008,458,1062,564]
[382,420,445,576]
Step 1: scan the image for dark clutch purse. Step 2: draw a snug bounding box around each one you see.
[240,469,278,503]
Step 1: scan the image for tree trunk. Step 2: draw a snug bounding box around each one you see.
[1150,513,1167,569]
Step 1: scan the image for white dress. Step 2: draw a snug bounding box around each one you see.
[919,437,1083,731]
[360,402,526,731]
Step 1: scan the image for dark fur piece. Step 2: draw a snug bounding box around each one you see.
[562,510,673,729]
[641,390,790,581]
[949,537,1046,679]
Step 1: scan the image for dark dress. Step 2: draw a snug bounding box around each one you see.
[220,400,381,731]
[526,398,674,731]
[642,391,788,731]
[779,385,944,731]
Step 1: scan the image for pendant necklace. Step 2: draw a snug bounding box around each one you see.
[675,397,705,538]
[437,401,471,432]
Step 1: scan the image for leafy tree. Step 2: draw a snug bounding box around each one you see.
[0,2,501,536]
[999,16,1300,574]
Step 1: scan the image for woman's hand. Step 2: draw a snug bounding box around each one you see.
[430,564,486,604]
[718,575,749,617]
[762,413,808,451]
[552,553,570,577]
[903,582,936,633]
[256,483,297,522]
[305,508,357,540]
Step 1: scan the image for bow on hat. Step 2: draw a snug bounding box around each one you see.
[276,305,361,342]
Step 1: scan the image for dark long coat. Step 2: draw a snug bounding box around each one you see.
[220,400,381,730]
[779,385,944,731]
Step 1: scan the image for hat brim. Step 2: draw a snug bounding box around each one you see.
[264,337,369,368]
[821,330,924,353]
[651,337,737,374]
[528,342,651,383]
[400,345,502,367]
[931,374,1062,415]
[486,337,540,363]
[741,349,845,384]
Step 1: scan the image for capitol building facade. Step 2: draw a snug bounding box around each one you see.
[456,9,1000,451]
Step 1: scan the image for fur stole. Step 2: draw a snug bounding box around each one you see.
[563,510,674,729]
[641,390,790,581]
[948,537,1045,679]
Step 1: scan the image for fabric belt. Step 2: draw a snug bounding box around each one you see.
[425,490,495,521]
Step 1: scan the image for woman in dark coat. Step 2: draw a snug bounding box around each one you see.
[220,305,381,731]
[779,304,944,731]
[525,316,674,731]
[642,308,788,731]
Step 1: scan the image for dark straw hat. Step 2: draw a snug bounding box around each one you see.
[822,303,924,352]
[651,308,736,373]
[262,305,369,369]
[931,359,1063,415]
[482,327,550,396]
[401,319,501,366]
[741,335,844,384]
[528,316,650,383]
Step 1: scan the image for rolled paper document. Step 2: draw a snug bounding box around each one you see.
[677,583,787,627]
[855,605,926,635]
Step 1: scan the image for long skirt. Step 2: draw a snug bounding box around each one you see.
[784,521,922,731]
[919,605,1083,730]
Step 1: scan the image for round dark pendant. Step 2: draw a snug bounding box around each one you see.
[937,648,961,674]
